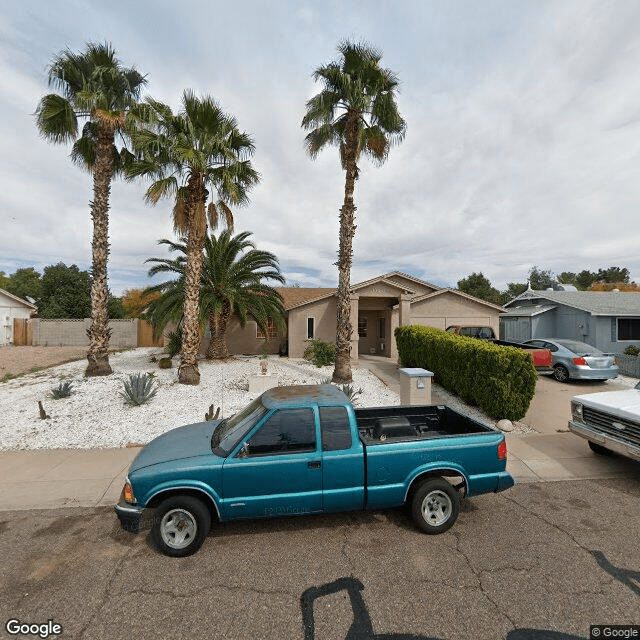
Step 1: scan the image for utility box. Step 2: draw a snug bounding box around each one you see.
[399,368,434,405]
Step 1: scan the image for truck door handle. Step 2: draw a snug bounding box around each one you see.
[308,460,322,469]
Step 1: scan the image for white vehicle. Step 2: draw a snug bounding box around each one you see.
[569,381,640,461]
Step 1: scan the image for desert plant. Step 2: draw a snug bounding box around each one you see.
[120,373,158,406]
[340,384,363,403]
[303,340,336,368]
[159,357,172,369]
[205,404,221,421]
[51,381,73,399]
[165,330,182,358]
[624,345,640,356]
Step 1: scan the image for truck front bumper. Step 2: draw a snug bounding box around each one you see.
[568,420,640,461]
[114,500,146,534]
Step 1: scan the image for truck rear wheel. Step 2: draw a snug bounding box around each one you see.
[151,495,211,557]
[411,478,460,535]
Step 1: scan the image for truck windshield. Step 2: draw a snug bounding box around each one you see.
[211,398,268,457]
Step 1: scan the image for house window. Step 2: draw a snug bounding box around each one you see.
[379,317,386,339]
[256,317,278,339]
[617,318,640,341]
[358,316,367,338]
[307,317,315,340]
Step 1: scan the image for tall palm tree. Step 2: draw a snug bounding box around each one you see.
[35,42,146,376]
[127,92,259,383]
[302,41,406,384]
[143,230,285,359]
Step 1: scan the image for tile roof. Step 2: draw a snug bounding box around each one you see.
[277,287,336,310]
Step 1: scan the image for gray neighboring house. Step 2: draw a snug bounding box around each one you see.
[0,288,37,345]
[501,287,640,353]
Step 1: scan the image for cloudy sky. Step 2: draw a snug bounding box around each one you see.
[2,0,640,296]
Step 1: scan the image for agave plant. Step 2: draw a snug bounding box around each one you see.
[51,381,73,399]
[120,373,158,406]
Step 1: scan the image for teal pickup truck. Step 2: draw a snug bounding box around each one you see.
[115,384,514,556]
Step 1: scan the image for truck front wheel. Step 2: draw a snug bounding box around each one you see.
[588,441,614,456]
[411,478,460,535]
[151,496,211,557]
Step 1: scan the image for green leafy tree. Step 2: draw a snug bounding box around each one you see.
[6,267,41,302]
[143,230,285,359]
[557,271,577,286]
[302,40,406,384]
[501,282,527,302]
[575,270,596,290]
[596,266,630,284]
[0,271,12,291]
[38,263,91,318]
[528,266,555,290]
[127,92,259,384]
[107,296,126,319]
[457,272,502,305]
[35,42,146,376]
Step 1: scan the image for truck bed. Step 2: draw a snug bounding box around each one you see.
[355,405,493,444]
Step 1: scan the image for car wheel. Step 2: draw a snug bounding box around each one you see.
[553,365,569,382]
[411,478,460,535]
[151,496,211,557]
[588,441,614,456]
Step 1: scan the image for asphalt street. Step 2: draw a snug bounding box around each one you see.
[1,478,639,640]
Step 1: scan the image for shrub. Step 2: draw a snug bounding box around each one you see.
[165,330,182,358]
[120,373,158,406]
[303,340,336,367]
[624,345,640,356]
[158,357,172,369]
[395,325,537,421]
[51,381,73,399]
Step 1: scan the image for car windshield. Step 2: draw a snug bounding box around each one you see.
[554,339,603,355]
[211,397,268,457]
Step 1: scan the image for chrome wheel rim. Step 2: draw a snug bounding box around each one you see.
[160,508,197,549]
[422,490,452,527]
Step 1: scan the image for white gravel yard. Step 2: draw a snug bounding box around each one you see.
[0,348,399,450]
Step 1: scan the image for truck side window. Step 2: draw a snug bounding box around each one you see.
[320,406,352,451]
[246,408,316,456]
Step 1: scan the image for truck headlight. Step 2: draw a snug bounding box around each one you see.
[571,402,583,421]
[123,477,136,504]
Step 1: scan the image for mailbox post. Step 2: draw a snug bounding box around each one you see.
[399,367,434,405]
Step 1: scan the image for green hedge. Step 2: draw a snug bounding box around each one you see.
[395,325,537,421]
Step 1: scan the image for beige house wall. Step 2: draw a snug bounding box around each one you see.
[410,292,500,335]
[199,317,283,357]
[287,298,337,358]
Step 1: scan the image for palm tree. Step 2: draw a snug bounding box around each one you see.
[35,42,146,376]
[127,92,259,384]
[302,41,406,384]
[143,230,285,359]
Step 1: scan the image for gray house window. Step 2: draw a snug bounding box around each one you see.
[618,318,640,341]
[307,317,315,340]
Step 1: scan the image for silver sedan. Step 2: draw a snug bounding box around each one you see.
[523,338,619,382]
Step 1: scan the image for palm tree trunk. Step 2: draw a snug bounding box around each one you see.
[86,122,114,377]
[332,113,359,384]
[178,177,206,385]
[206,302,231,359]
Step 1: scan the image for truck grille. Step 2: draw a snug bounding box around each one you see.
[582,407,640,447]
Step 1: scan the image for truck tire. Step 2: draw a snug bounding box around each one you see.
[588,441,614,456]
[411,478,460,535]
[151,496,211,557]
[553,365,570,382]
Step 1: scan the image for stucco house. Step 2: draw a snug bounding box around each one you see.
[0,288,37,346]
[200,272,505,363]
[501,287,640,353]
